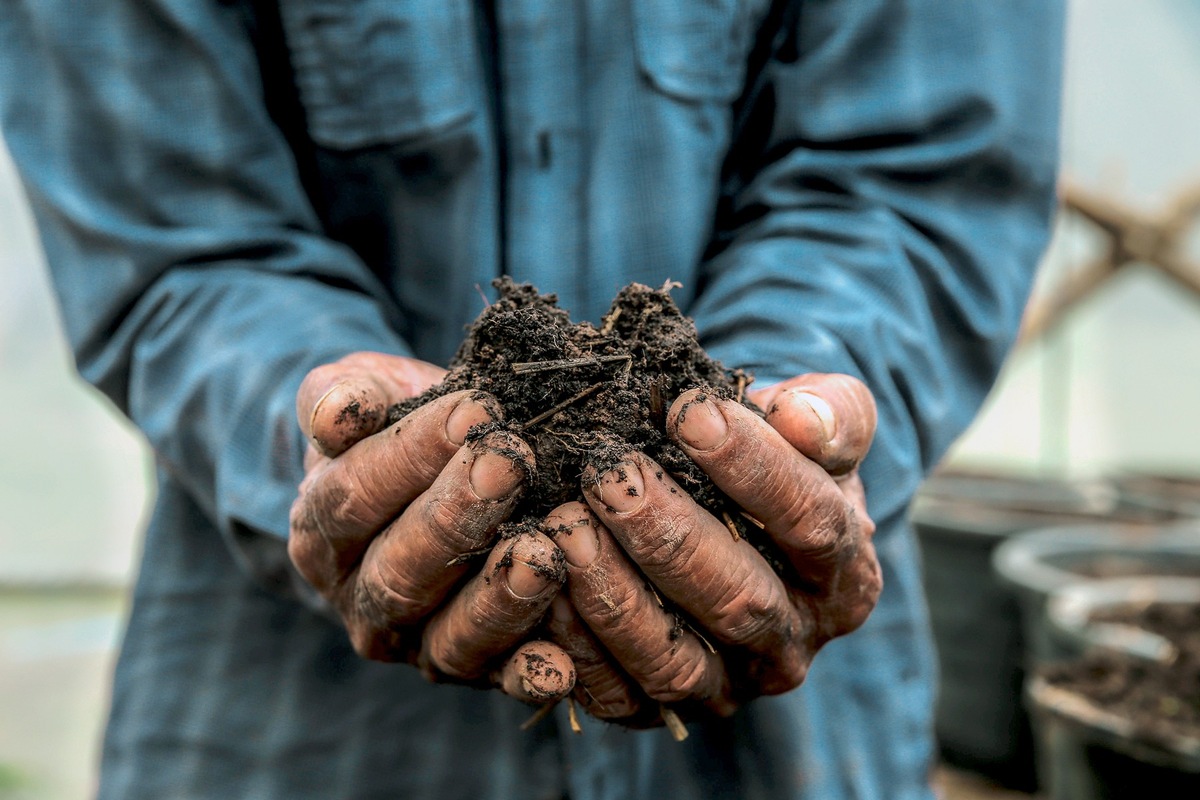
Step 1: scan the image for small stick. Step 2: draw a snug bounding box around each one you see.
[567,697,583,734]
[739,511,766,530]
[445,546,492,567]
[519,702,558,731]
[521,383,603,430]
[646,582,665,609]
[511,354,631,374]
[685,620,717,655]
[661,705,689,742]
[660,279,683,293]
[474,283,491,309]
[600,307,622,335]
[721,511,742,542]
[735,372,747,404]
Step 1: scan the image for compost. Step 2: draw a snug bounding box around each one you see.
[387,278,767,549]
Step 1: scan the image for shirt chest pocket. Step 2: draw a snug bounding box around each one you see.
[630,0,757,103]
[278,0,477,150]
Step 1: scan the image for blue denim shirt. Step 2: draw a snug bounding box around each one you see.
[0,1,1062,797]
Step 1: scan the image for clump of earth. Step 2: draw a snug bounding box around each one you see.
[388,277,767,549]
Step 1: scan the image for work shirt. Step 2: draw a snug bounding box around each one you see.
[0,1,1062,798]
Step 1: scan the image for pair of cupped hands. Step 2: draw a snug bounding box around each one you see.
[289,352,883,727]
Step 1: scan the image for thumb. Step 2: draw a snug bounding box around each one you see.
[749,373,877,476]
[297,351,447,457]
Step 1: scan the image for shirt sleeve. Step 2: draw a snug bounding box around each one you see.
[0,2,411,592]
[689,0,1064,526]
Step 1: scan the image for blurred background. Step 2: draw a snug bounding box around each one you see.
[1,0,1198,797]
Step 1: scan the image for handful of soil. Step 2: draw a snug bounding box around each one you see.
[388,277,762,544]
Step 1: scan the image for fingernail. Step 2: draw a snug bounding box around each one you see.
[446,397,494,445]
[506,558,553,599]
[556,517,600,568]
[589,462,644,513]
[469,449,525,500]
[794,391,837,442]
[676,396,728,450]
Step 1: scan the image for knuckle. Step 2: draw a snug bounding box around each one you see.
[650,652,709,703]
[423,637,475,682]
[578,578,641,627]
[423,494,490,550]
[356,558,425,626]
[635,512,699,575]
[711,581,791,651]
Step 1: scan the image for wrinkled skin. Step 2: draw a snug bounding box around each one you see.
[289,352,881,720]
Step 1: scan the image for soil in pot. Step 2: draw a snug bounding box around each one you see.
[1042,601,1200,746]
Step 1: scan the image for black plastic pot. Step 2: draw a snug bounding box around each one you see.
[912,471,1152,789]
[1112,473,1200,520]
[1030,577,1200,799]
[1029,678,1200,799]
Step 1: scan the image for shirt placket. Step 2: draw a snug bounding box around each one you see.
[495,0,590,318]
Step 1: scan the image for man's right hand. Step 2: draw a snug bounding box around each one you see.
[288,352,575,704]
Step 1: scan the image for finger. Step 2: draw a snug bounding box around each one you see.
[580,465,809,697]
[420,531,565,682]
[668,389,865,587]
[494,641,576,704]
[297,351,448,456]
[344,431,533,656]
[545,595,645,721]
[288,391,500,589]
[548,501,741,710]
[748,373,876,476]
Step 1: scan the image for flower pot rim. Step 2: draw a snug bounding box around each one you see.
[991,521,1200,597]
[1047,576,1200,663]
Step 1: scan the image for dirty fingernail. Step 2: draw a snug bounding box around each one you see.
[506,558,553,599]
[677,397,728,450]
[589,462,644,513]
[793,391,837,442]
[446,397,494,445]
[470,449,525,500]
[556,517,600,568]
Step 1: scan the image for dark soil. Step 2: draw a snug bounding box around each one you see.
[388,278,766,549]
[1042,602,1200,745]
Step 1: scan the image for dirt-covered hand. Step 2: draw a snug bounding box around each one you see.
[288,351,575,704]
[548,372,881,722]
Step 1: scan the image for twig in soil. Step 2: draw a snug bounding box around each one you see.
[511,354,632,374]
[646,582,665,609]
[519,702,559,731]
[567,697,583,734]
[721,511,742,542]
[660,279,683,293]
[734,371,748,404]
[685,620,717,655]
[660,705,689,742]
[474,283,491,309]
[445,546,492,567]
[521,383,603,430]
[740,511,766,530]
[599,306,622,335]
